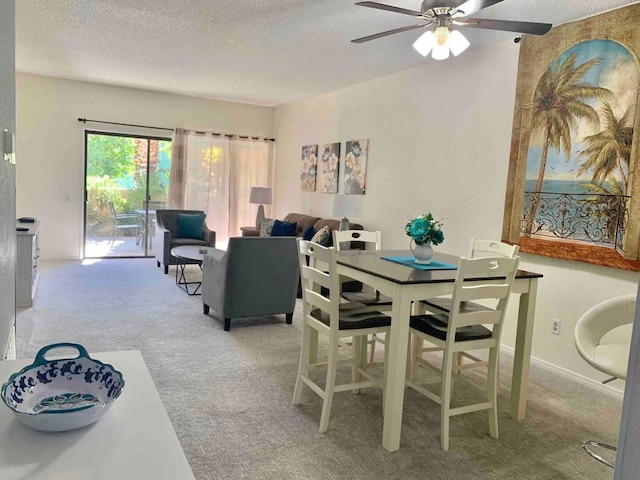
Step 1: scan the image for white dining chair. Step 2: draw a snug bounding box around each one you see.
[333,229,392,363]
[292,238,391,433]
[415,238,519,373]
[421,238,519,314]
[406,255,520,451]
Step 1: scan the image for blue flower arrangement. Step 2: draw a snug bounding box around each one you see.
[405,213,444,246]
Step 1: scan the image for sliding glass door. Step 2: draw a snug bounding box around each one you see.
[84,131,172,258]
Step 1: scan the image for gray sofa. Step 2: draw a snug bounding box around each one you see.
[155,209,216,274]
[281,213,365,297]
[282,213,363,241]
[201,236,299,331]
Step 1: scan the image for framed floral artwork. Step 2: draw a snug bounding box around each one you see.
[318,143,340,193]
[300,144,318,191]
[502,4,640,270]
[344,139,368,194]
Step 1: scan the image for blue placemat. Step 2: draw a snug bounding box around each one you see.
[381,255,457,271]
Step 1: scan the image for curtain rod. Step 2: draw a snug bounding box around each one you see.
[77,118,276,142]
[77,118,174,132]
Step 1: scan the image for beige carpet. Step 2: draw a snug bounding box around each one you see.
[16,259,620,480]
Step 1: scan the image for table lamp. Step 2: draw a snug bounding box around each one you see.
[249,187,273,229]
[332,195,362,249]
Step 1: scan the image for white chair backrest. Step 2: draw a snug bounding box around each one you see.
[447,256,520,343]
[332,230,381,251]
[467,238,519,259]
[297,239,342,328]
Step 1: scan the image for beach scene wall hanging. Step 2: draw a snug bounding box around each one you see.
[502,4,640,270]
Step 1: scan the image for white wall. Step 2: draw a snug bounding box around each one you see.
[273,40,640,389]
[16,73,275,260]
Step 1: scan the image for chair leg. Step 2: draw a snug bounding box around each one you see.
[382,330,390,414]
[203,304,210,315]
[308,329,319,382]
[224,318,231,331]
[455,352,464,371]
[368,334,377,363]
[293,321,312,406]
[487,347,500,439]
[164,264,169,274]
[440,349,455,451]
[352,336,364,394]
[157,260,160,268]
[408,335,422,380]
[319,339,339,433]
[285,313,293,324]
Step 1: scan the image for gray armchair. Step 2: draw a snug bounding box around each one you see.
[155,209,216,274]
[202,237,299,331]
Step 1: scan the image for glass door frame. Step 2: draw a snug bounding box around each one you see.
[82,130,172,259]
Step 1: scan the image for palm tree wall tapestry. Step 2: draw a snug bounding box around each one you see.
[502,4,640,271]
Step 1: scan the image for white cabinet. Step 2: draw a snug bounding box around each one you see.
[16,220,39,308]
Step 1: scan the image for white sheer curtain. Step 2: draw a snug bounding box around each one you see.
[183,134,231,242]
[229,139,271,236]
[168,128,188,209]
[169,129,272,246]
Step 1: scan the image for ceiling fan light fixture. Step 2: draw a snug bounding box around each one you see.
[432,42,450,60]
[448,29,470,56]
[412,30,436,57]
[434,26,449,46]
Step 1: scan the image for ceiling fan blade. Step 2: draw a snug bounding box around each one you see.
[451,0,504,17]
[354,1,423,17]
[351,23,431,43]
[454,17,552,35]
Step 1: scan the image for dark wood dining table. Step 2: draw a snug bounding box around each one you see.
[336,249,543,452]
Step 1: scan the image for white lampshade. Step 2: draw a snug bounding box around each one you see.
[413,30,436,57]
[249,187,272,205]
[332,195,362,220]
[448,30,470,56]
[432,43,450,60]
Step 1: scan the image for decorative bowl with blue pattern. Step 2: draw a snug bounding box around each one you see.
[1,343,125,432]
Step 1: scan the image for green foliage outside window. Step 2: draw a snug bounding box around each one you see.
[126,167,170,211]
[86,175,127,236]
[86,135,136,178]
[85,134,171,238]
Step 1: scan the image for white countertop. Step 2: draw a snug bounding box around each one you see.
[0,350,195,480]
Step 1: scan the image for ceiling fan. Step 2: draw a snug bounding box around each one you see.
[352,0,552,60]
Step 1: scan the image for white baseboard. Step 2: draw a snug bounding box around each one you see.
[500,344,624,400]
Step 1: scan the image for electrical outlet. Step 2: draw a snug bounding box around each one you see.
[552,319,561,335]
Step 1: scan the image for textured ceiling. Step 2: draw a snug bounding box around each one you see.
[15,0,640,106]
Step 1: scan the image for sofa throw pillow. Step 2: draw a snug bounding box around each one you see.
[176,213,206,240]
[302,225,316,241]
[310,225,331,247]
[270,220,297,237]
[260,218,275,237]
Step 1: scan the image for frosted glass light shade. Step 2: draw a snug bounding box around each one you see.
[434,26,449,46]
[448,30,470,56]
[413,30,436,57]
[432,43,450,60]
[413,27,470,60]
